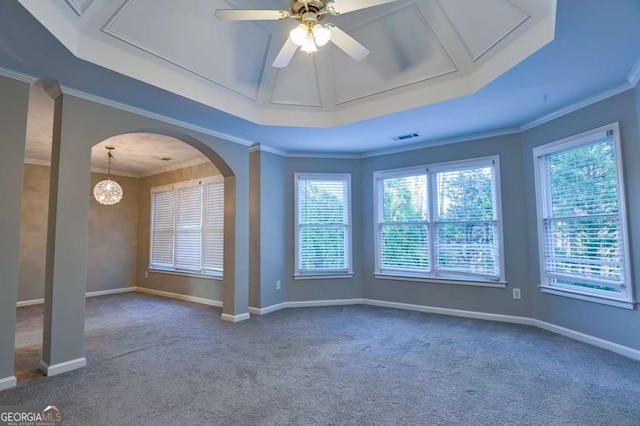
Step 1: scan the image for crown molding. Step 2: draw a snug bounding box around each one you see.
[138,158,212,178]
[59,85,255,147]
[627,55,640,88]
[359,127,521,159]
[286,152,362,159]
[520,82,632,131]
[24,158,51,167]
[25,156,212,179]
[0,66,37,84]
[248,144,286,156]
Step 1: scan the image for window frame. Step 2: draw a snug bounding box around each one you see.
[294,173,353,279]
[373,156,506,287]
[149,176,224,279]
[533,122,635,309]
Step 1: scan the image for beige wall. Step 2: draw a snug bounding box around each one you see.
[137,162,224,301]
[18,163,139,302]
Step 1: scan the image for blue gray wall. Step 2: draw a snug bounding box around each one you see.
[284,157,364,302]
[522,89,640,350]
[360,133,531,317]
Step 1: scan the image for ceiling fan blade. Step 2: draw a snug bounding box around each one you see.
[327,0,398,15]
[214,9,289,21]
[273,38,298,68]
[327,25,370,61]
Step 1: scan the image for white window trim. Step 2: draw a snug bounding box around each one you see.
[373,155,506,285]
[533,122,635,309]
[149,175,224,278]
[294,173,353,279]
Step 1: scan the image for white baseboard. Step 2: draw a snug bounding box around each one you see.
[249,303,287,315]
[269,297,639,362]
[534,320,640,362]
[39,357,87,377]
[134,287,223,308]
[363,299,535,326]
[16,287,137,307]
[16,298,44,307]
[221,312,251,323]
[0,376,17,391]
[285,298,364,308]
[86,287,137,298]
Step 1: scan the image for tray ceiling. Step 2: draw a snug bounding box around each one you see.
[18,0,556,128]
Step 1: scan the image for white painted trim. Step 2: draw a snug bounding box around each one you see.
[221,313,251,323]
[135,287,223,308]
[0,66,37,84]
[360,128,520,159]
[17,287,136,307]
[269,298,640,361]
[627,55,640,87]
[374,274,507,288]
[25,157,141,178]
[249,144,286,157]
[284,299,364,308]
[363,299,534,325]
[294,274,354,280]
[16,298,45,308]
[533,320,640,362]
[286,152,361,159]
[60,86,255,147]
[39,357,87,377]
[86,287,137,298]
[0,376,17,391]
[248,303,287,315]
[520,83,632,131]
[138,158,212,178]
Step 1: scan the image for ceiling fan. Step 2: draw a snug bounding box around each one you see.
[215,0,398,68]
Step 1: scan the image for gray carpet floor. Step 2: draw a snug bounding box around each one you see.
[1,293,639,425]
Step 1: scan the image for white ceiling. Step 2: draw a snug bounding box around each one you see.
[17,0,556,127]
[4,0,639,156]
[24,82,209,177]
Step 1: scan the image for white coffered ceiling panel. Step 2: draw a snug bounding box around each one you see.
[17,0,557,128]
[271,54,322,107]
[437,0,529,62]
[102,0,270,100]
[64,0,95,16]
[332,3,457,105]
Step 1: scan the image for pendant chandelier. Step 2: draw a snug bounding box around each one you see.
[93,146,123,205]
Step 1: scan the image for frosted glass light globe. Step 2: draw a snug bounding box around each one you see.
[301,33,317,54]
[312,24,331,46]
[290,24,308,46]
[93,179,123,205]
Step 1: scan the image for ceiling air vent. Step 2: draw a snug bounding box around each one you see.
[390,133,420,142]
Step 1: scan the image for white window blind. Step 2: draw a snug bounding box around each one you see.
[534,124,632,305]
[379,174,429,273]
[434,165,500,279]
[203,182,224,273]
[375,157,504,283]
[150,177,224,276]
[295,174,351,275]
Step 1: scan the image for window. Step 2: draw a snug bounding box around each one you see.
[374,157,504,284]
[295,173,352,278]
[533,123,633,308]
[150,176,224,277]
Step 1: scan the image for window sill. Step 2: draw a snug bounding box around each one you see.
[539,286,636,310]
[148,268,223,281]
[374,273,507,288]
[294,273,354,281]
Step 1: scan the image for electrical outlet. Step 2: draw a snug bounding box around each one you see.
[144,270,149,279]
[513,288,521,300]
[276,280,281,290]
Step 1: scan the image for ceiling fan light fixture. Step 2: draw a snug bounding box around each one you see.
[290,23,308,46]
[312,24,331,46]
[301,32,318,54]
